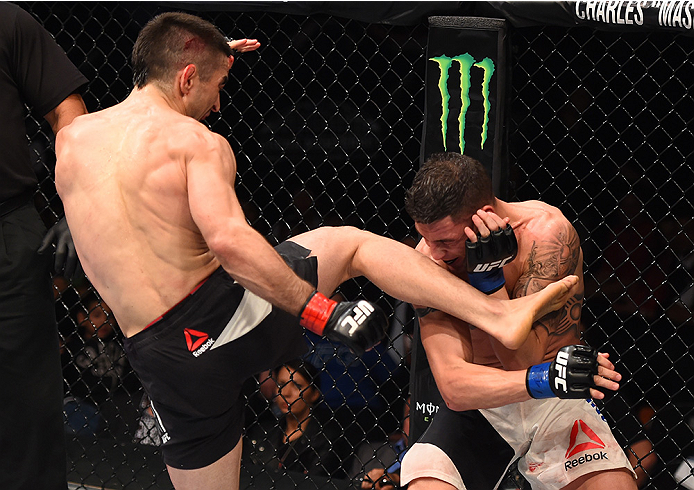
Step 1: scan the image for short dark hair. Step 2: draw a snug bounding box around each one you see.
[275,359,321,392]
[132,12,233,88]
[405,152,494,224]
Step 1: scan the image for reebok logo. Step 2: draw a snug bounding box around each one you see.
[184,328,215,357]
[566,419,605,458]
[564,419,607,471]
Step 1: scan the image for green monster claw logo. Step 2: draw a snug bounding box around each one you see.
[430,54,495,153]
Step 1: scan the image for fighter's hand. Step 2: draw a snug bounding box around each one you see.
[465,210,517,294]
[527,345,605,399]
[37,217,80,279]
[227,38,261,53]
[464,209,509,242]
[590,352,622,400]
[299,291,387,355]
[226,38,260,69]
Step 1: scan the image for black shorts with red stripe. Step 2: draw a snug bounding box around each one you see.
[123,240,316,470]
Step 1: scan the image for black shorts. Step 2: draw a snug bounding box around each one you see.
[123,241,316,469]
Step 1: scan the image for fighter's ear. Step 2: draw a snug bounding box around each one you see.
[179,64,197,95]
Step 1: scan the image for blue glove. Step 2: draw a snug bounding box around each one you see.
[466,224,517,294]
[38,217,80,279]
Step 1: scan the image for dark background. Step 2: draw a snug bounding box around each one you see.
[16,2,693,489]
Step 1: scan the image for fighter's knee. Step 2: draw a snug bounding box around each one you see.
[407,477,460,490]
[561,468,637,490]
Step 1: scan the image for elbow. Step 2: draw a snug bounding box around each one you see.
[437,378,475,412]
[441,393,474,412]
[205,223,247,265]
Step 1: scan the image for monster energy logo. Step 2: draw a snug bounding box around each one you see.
[430,54,495,153]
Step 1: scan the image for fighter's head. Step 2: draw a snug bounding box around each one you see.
[405,153,494,265]
[132,12,233,120]
[405,152,493,225]
[132,12,232,89]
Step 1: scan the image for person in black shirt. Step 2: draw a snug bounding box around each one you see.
[244,359,350,479]
[0,4,87,489]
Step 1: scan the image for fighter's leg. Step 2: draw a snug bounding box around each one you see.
[408,478,459,490]
[166,435,242,490]
[288,226,577,349]
[562,469,637,490]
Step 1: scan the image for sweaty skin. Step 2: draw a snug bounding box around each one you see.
[414,200,620,409]
[417,200,584,368]
[55,53,316,338]
[56,98,221,337]
[56,88,578,343]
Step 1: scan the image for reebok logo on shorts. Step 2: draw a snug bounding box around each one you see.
[564,419,607,471]
[184,328,215,357]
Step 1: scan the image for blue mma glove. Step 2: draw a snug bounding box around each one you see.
[526,345,599,399]
[466,224,517,294]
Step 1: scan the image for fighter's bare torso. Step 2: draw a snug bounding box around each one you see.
[416,200,585,369]
[56,91,227,337]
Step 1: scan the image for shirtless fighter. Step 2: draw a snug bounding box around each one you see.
[56,13,582,490]
[400,153,637,490]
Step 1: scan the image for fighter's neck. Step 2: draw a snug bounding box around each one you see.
[127,85,185,115]
[493,198,523,227]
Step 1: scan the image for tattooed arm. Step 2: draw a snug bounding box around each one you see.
[491,219,585,370]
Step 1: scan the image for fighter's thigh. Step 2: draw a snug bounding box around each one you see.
[561,468,637,490]
[288,226,366,294]
[408,478,459,490]
[167,435,242,490]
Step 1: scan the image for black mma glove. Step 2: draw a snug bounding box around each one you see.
[526,345,599,399]
[299,291,387,355]
[466,224,517,294]
[38,217,80,279]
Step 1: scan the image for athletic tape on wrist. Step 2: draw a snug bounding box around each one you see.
[526,362,555,399]
[299,291,336,335]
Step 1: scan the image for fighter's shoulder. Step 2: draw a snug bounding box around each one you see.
[177,120,231,151]
[518,200,575,236]
[56,111,102,147]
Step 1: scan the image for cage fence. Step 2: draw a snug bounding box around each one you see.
[15,2,694,489]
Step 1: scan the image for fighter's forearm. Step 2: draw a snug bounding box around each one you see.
[209,222,314,316]
[435,362,531,411]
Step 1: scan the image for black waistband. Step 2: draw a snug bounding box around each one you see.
[0,190,35,218]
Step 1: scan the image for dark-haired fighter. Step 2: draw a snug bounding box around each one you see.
[56,13,579,490]
[400,153,636,490]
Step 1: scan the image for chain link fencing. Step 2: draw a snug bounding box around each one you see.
[16,2,693,489]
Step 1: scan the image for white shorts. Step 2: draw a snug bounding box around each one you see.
[401,398,636,490]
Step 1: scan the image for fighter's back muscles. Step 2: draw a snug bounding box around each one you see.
[55,109,221,335]
[185,129,315,317]
[57,107,315,336]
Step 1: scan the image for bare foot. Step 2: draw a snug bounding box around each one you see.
[532,275,579,320]
[497,275,579,349]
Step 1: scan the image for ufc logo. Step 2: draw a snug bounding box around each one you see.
[472,256,513,272]
[341,301,375,335]
[554,350,569,393]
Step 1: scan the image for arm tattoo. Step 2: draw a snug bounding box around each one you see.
[520,224,581,289]
[514,222,583,339]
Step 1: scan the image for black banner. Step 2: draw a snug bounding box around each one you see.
[493,1,694,36]
[410,16,510,444]
[421,16,510,195]
[166,2,694,36]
